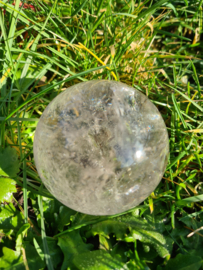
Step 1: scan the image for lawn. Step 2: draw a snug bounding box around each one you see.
[0,0,203,269]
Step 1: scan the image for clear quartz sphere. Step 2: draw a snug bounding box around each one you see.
[34,80,169,215]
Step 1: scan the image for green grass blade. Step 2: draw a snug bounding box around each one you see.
[7,0,20,48]
[191,61,201,95]
[71,0,88,17]
[171,93,188,129]
[3,2,51,38]
[38,195,54,270]
[0,10,13,96]
[136,0,169,20]
[155,30,191,41]
[162,82,203,112]
[23,155,28,223]
[166,151,186,170]
[96,0,105,15]
[176,194,203,205]
[19,0,58,87]
[91,11,106,33]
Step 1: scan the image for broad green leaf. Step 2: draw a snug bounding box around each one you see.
[87,215,171,258]
[34,237,63,268]
[129,230,171,258]
[43,239,63,269]
[143,213,166,233]
[0,176,17,203]
[0,244,45,270]
[163,254,202,270]
[0,147,18,203]
[137,243,159,261]
[55,207,149,238]
[37,197,61,232]
[57,205,76,232]
[86,219,128,239]
[0,203,24,233]
[0,233,14,255]
[23,242,45,270]
[86,214,154,239]
[0,147,20,178]
[42,197,60,221]
[126,259,147,270]
[190,248,203,259]
[57,230,93,270]
[16,223,30,251]
[0,247,22,270]
[111,242,128,263]
[99,234,111,250]
[73,250,128,270]
[71,212,101,227]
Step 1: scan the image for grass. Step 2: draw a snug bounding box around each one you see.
[0,0,203,269]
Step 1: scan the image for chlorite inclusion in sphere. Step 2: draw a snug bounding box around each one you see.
[34,80,169,215]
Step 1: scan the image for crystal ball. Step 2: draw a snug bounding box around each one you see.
[34,80,169,215]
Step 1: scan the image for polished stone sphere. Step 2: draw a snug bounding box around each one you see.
[34,80,169,215]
